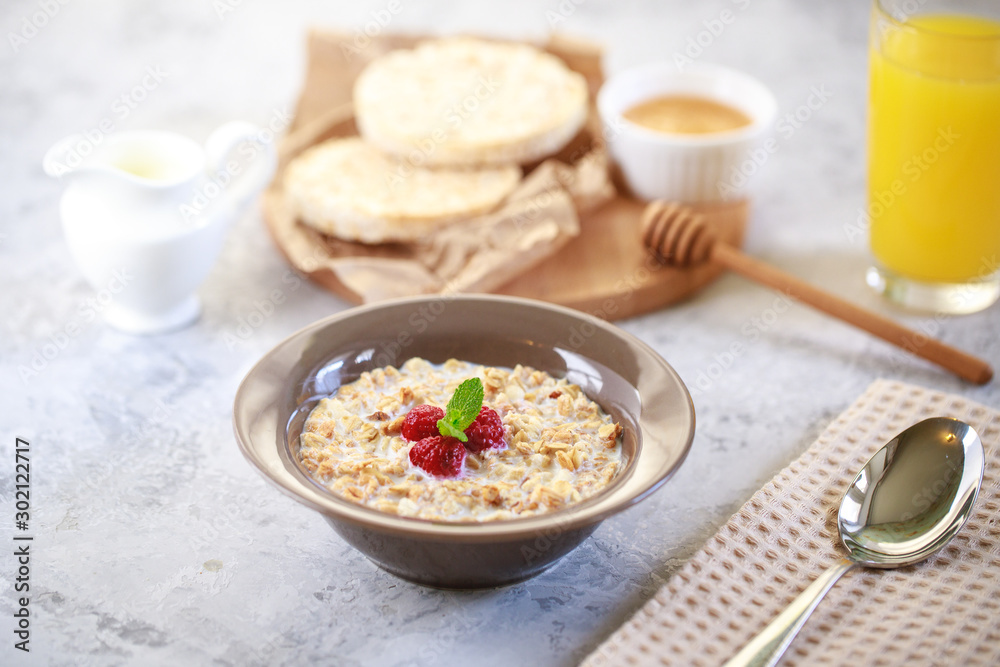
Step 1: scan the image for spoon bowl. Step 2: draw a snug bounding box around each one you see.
[839,417,984,568]
[725,417,985,667]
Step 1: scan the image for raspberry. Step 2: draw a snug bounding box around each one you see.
[408,436,466,478]
[463,406,505,453]
[401,404,444,442]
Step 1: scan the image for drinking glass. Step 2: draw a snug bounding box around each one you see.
[867,0,1000,313]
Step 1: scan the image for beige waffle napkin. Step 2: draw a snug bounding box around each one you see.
[583,379,1000,667]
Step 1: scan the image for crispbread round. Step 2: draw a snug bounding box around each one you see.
[284,137,521,243]
[353,37,589,167]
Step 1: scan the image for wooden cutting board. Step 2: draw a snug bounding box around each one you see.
[494,196,746,319]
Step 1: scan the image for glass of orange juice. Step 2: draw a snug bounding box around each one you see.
[867,0,1000,313]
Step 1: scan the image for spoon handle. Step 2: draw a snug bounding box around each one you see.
[722,557,857,667]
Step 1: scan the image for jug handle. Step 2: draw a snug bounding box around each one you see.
[204,121,278,212]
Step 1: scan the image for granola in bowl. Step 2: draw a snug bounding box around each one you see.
[297,358,623,522]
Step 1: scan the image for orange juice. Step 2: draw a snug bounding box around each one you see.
[868,12,1000,283]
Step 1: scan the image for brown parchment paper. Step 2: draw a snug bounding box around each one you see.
[264,31,615,302]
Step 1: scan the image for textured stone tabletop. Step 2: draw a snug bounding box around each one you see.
[2,0,998,665]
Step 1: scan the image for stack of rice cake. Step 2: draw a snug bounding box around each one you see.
[283,37,588,244]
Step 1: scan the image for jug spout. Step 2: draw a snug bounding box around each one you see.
[43,133,97,178]
[43,130,207,190]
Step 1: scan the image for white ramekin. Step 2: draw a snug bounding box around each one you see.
[597,62,778,203]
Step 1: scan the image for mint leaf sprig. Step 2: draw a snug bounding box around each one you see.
[436,378,484,442]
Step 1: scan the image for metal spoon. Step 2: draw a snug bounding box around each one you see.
[724,417,986,667]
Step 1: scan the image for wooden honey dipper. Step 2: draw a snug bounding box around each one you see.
[641,201,993,385]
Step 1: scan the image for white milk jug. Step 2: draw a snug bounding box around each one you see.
[43,122,277,334]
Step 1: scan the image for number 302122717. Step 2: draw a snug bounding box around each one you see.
[15,438,30,525]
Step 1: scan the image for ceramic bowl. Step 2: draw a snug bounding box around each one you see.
[233,294,694,589]
[597,62,778,203]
